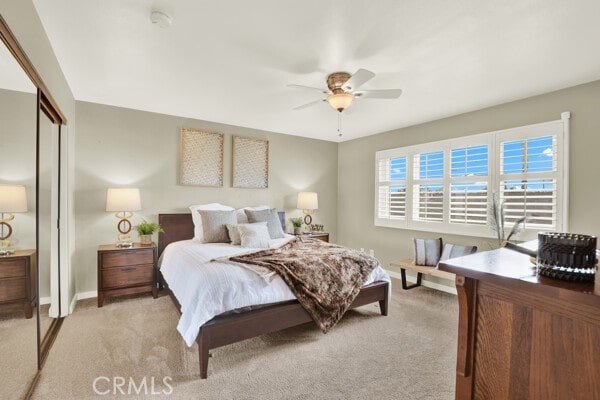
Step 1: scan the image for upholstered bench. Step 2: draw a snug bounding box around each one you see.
[389,259,456,290]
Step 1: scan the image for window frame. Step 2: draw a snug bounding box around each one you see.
[374,113,570,239]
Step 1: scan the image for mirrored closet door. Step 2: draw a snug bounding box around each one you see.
[0,14,68,399]
[0,30,38,400]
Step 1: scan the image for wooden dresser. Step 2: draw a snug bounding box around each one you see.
[97,244,157,307]
[0,250,36,318]
[439,246,600,400]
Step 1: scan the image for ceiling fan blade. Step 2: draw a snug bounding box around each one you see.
[293,98,325,110]
[355,89,402,99]
[287,84,329,94]
[343,68,375,91]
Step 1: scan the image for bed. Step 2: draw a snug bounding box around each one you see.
[158,212,390,379]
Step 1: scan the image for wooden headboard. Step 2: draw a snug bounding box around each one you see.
[158,211,286,256]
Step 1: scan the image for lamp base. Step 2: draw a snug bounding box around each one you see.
[303,214,313,225]
[116,232,133,248]
[0,238,13,255]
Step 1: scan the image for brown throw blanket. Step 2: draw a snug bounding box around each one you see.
[229,236,379,333]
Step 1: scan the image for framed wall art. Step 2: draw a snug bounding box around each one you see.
[179,128,224,186]
[232,135,269,189]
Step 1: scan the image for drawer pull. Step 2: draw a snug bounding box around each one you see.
[121,267,136,272]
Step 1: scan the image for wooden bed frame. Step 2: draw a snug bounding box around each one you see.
[158,213,389,379]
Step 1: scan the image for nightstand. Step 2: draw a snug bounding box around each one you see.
[0,250,37,318]
[293,232,329,242]
[97,244,157,307]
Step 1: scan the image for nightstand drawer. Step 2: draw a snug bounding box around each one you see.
[0,278,26,302]
[101,264,154,289]
[101,250,154,268]
[0,260,26,279]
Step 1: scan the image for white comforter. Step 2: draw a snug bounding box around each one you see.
[159,237,391,346]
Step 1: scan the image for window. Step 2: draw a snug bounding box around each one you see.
[375,113,569,238]
[413,151,444,222]
[376,156,407,220]
[499,132,560,231]
[450,145,488,226]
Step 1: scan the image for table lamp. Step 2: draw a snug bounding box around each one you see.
[106,188,141,247]
[297,192,318,225]
[0,184,28,255]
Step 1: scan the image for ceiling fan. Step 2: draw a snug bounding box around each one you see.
[288,69,402,113]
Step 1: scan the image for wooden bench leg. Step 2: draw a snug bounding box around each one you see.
[401,269,423,290]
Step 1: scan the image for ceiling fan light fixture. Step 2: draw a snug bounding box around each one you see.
[326,93,354,112]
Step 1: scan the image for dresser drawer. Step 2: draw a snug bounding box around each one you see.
[101,250,154,268]
[0,278,26,302]
[101,264,154,289]
[0,259,26,279]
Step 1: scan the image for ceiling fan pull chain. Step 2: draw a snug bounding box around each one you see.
[338,112,342,137]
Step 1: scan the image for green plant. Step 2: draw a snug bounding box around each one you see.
[135,220,164,235]
[290,217,303,228]
[488,193,526,247]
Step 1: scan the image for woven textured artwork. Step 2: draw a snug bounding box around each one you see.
[179,128,224,186]
[232,136,269,188]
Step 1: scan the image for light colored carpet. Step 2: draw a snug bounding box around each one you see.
[0,307,37,400]
[31,279,458,399]
[0,303,55,400]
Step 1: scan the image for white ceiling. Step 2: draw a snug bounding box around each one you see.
[32,0,600,142]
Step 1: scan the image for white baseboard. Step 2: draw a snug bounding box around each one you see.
[40,296,51,305]
[386,269,457,295]
[69,290,98,314]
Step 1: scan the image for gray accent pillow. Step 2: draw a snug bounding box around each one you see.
[237,223,271,248]
[438,243,477,263]
[198,209,237,243]
[412,238,443,266]
[244,208,285,239]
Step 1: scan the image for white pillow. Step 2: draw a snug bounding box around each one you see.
[189,203,234,242]
[237,223,271,248]
[226,222,267,245]
[235,205,270,224]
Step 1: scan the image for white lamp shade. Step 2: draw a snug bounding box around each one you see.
[297,192,318,210]
[106,188,141,212]
[0,185,28,213]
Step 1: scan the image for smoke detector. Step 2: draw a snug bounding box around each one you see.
[150,10,172,28]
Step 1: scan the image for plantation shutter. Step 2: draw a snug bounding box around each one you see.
[449,144,489,225]
[376,156,407,221]
[412,151,444,222]
[499,134,559,230]
[374,112,567,237]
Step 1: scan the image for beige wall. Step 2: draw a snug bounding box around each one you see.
[74,101,338,293]
[338,80,600,288]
